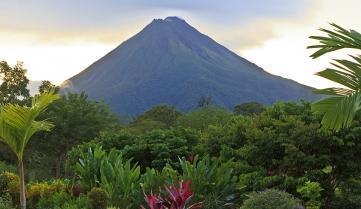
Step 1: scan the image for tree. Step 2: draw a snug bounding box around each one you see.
[176,107,232,130]
[67,128,199,172]
[131,104,181,130]
[197,96,212,108]
[116,128,198,170]
[0,91,59,209]
[0,61,30,104]
[240,189,301,209]
[234,102,265,116]
[308,23,361,131]
[31,92,118,177]
[38,80,59,93]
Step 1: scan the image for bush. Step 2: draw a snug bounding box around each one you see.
[331,178,361,209]
[0,194,14,209]
[240,189,302,209]
[27,179,69,208]
[0,172,19,204]
[36,191,71,209]
[98,152,141,208]
[140,166,178,193]
[74,145,106,191]
[37,192,90,209]
[122,128,199,170]
[65,141,98,178]
[297,181,323,200]
[70,184,84,197]
[180,156,240,208]
[142,180,204,209]
[62,195,91,209]
[297,181,323,209]
[0,161,16,174]
[75,147,142,208]
[87,187,109,209]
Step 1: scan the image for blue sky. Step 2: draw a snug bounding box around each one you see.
[0,0,359,88]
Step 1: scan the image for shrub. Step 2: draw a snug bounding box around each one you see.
[297,181,323,200]
[140,166,179,193]
[331,178,361,208]
[36,192,71,209]
[297,181,323,209]
[71,184,84,197]
[99,152,141,208]
[62,195,91,209]
[75,146,142,208]
[180,156,240,208]
[238,171,266,192]
[27,179,69,207]
[0,161,16,174]
[240,189,302,209]
[74,145,106,191]
[70,128,199,172]
[0,172,19,204]
[0,194,14,209]
[87,187,109,209]
[36,192,90,209]
[65,141,98,178]
[121,128,199,170]
[142,180,204,209]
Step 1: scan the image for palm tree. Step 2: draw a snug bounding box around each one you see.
[308,23,361,131]
[0,90,59,209]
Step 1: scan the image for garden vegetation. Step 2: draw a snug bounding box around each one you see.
[1,24,361,209]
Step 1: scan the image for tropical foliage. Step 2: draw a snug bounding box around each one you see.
[309,23,361,131]
[0,91,59,209]
[142,180,204,209]
[1,23,361,209]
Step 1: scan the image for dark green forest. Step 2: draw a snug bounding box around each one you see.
[1,24,361,209]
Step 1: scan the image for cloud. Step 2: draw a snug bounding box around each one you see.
[0,0,311,44]
[1,0,359,88]
[238,0,361,88]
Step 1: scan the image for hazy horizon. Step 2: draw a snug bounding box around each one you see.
[1,0,360,88]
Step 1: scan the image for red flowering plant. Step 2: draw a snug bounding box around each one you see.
[142,180,204,209]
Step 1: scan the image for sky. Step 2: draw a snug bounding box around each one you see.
[0,0,360,88]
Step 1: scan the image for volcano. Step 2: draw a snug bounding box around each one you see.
[61,17,318,115]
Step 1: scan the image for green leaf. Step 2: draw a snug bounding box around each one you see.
[322,166,333,174]
[312,91,361,131]
[309,23,361,58]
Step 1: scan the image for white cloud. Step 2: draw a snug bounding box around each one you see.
[236,0,361,88]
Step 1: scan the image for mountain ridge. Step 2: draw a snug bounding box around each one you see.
[61,16,319,115]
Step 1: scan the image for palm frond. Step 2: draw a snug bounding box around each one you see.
[31,89,60,114]
[0,116,21,157]
[312,91,361,131]
[308,23,361,58]
[0,91,59,159]
[314,56,361,90]
[316,68,359,90]
[313,87,354,96]
[309,24,361,131]
[1,104,34,130]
